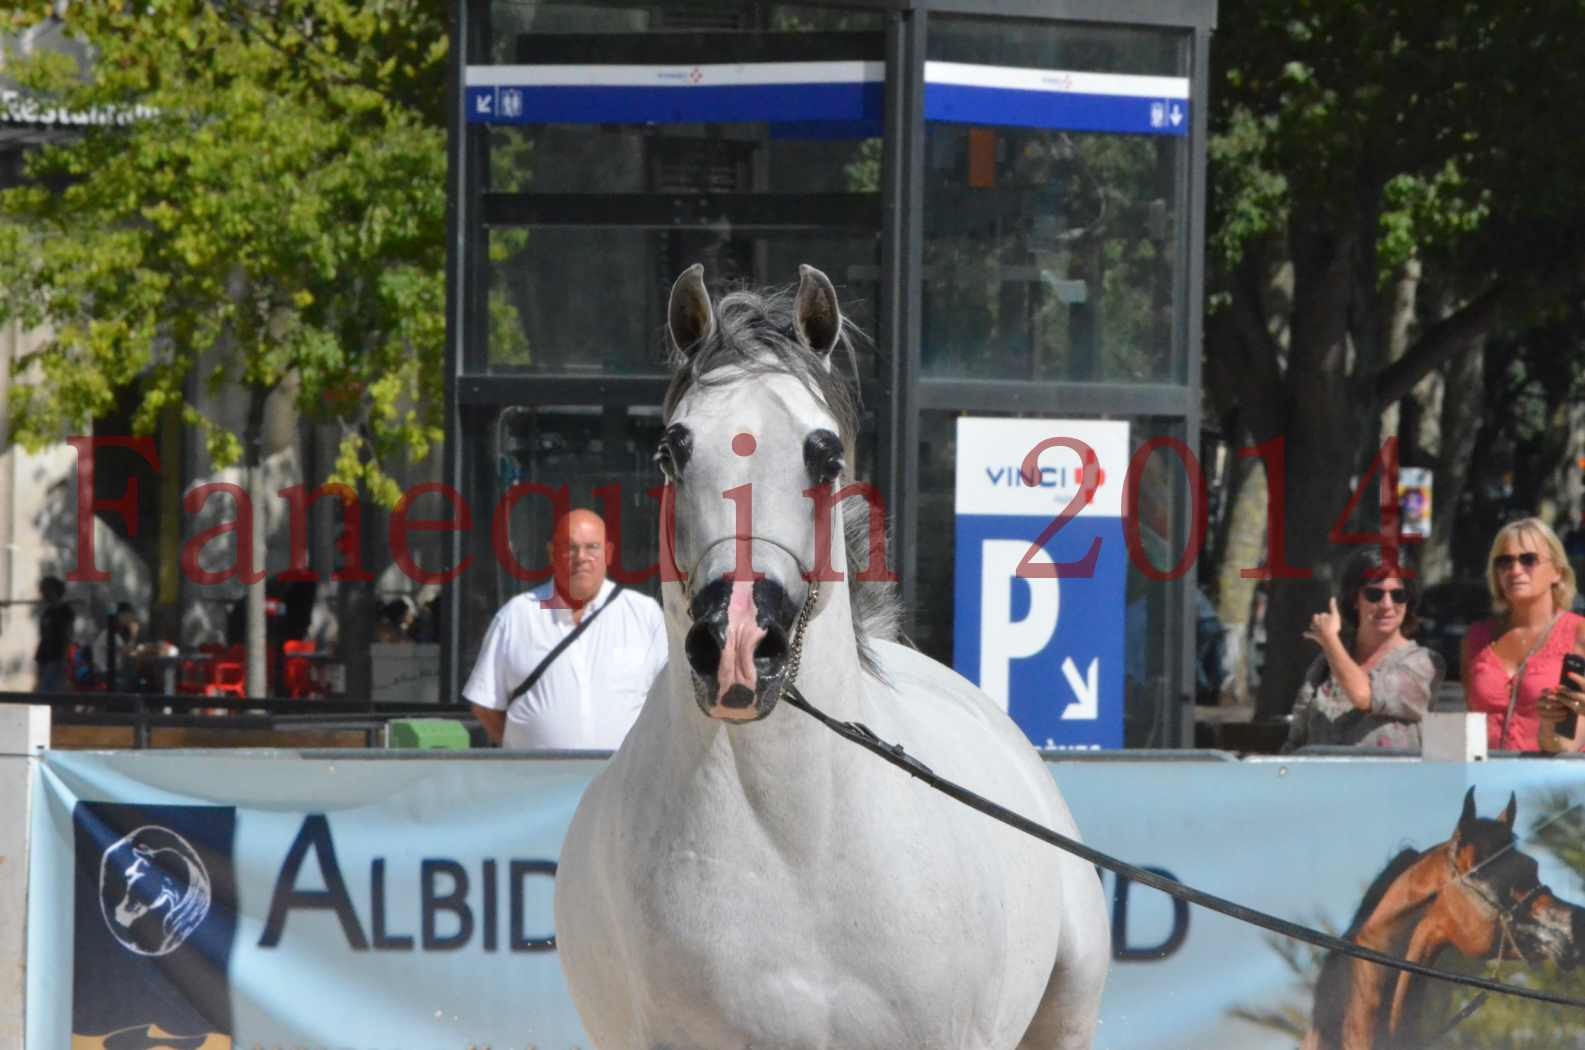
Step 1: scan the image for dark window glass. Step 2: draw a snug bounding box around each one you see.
[922,18,1191,384]
[455,404,669,675]
[474,3,884,376]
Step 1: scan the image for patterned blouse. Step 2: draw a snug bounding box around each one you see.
[1284,642,1445,752]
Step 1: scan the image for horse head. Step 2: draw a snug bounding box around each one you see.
[659,264,858,723]
[1446,787,1585,969]
[1314,789,1585,1048]
[113,844,186,929]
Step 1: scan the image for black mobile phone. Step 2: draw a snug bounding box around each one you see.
[1559,653,1585,739]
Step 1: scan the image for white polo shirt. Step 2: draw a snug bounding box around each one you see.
[462,579,667,750]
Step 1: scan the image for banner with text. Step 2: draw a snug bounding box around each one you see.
[28,751,1585,1049]
[954,417,1130,749]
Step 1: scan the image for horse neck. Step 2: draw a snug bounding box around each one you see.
[1352,846,1450,952]
[788,579,865,712]
[1337,846,1454,1042]
[658,579,866,846]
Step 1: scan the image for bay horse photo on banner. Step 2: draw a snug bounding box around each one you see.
[1303,788,1585,1050]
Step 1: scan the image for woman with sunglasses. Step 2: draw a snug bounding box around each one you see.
[1284,548,1444,752]
[1464,517,1585,752]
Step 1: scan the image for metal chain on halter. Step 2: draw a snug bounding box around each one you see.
[779,579,820,705]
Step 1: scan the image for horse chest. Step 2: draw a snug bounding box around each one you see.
[627,786,1007,953]
[598,771,1023,1044]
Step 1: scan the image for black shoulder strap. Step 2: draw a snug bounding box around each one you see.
[507,583,626,705]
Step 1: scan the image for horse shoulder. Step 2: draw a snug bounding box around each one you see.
[865,640,1068,824]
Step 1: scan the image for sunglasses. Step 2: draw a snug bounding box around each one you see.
[1361,586,1408,605]
[1492,552,1543,572]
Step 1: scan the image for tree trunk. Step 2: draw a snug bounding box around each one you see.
[1534,395,1579,525]
[1253,429,1359,720]
[1422,344,1485,582]
[1381,259,1421,462]
[338,449,379,707]
[244,387,268,698]
[153,401,184,645]
[1214,450,1268,705]
[1253,225,1365,722]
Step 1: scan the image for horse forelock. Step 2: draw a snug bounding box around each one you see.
[1457,816,1516,868]
[661,283,899,675]
[662,285,861,451]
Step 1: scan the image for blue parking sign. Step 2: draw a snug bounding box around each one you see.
[952,419,1129,750]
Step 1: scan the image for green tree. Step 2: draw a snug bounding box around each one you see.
[0,1,447,695]
[1207,0,1585,720]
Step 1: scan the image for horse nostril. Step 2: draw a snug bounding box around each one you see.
[685,622,722,677]
[755,624,789,664]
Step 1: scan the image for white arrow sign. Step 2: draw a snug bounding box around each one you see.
[1060,656,1099,720]
[1169,102,1183,126]
[475,93,494,115]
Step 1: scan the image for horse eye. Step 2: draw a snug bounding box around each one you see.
[657,424,692,481]
[804,429,844,486]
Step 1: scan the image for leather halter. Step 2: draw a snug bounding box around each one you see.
[1445,842,1552,965]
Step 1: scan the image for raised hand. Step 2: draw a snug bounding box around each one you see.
[1303,597,1344,648]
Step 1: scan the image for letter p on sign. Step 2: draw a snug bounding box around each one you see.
[978,540,1058,711]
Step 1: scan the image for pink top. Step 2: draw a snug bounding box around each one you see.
[1465,610,1585,751]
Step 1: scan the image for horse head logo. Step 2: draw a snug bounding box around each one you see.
[98,826,212,957]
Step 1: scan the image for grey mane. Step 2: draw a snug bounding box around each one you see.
[662,283,901,677]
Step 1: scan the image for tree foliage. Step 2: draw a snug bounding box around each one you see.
[0,0,448,503]
[1207,0,1585,717]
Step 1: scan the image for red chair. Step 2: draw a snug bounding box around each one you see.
[282,640,325,699]
[176,657,210,695]
[204,645,246,699]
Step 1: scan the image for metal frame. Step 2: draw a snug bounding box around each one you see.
[445,0,1214,745]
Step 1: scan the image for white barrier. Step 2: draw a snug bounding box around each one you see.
[0,705,49,1048]
[1421,711,1488,762]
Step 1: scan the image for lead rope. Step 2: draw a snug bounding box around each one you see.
[773,587,1585,1013]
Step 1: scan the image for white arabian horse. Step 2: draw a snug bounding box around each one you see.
[556,264,1110,1049]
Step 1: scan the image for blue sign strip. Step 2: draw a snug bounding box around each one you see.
[924,83,1189,136]
[466,82,882,126]
[467,82,1186,136]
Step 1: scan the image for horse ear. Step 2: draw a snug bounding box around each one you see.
[1500,792,1518,828]
[1459,786,1477,829]
[793,264,842,360]
[668,264,715,358]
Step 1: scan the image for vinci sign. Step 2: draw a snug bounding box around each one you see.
[953,418,1128,750]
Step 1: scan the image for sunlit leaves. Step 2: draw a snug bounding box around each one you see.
[0,0,448,503]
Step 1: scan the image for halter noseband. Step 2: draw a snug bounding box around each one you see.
[677,535,812,590]
[1445,843,1551,964]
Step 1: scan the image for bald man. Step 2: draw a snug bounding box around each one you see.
[463,509,666,750]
